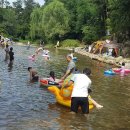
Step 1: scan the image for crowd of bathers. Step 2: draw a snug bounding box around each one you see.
[0,36,103,117]
[27,51,103,116]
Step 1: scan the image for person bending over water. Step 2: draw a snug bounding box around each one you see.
[35,47,43,55]
[28,67,39,81]
[63,68,103,116]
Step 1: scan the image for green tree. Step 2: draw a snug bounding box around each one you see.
[109,0,130,40]
[76,0,98,40]
[59,0,106,42]
[41,0,70,41]
[82,26,98,44]
[59,0,79,39]
[0,0,4,8]
[93,0,108,36]
[13,0,24,38]
[12,0,39,39]
[0,8,17,36]
[30,8,43,39]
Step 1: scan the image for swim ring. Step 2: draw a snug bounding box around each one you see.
[40,78,61,87]
[104,70,116,75]
[112,68,130,73]
[73,57,77,62]
[42,54,50,57]
[28,56,35,61]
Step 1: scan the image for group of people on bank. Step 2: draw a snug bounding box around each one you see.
[28,53,103,116]
[0,35,14,47]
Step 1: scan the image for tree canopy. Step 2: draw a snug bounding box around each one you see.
[0,0,130,44]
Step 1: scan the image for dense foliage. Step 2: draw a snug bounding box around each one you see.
[0,0,130,44]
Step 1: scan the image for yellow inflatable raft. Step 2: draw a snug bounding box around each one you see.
[48,86,94,110]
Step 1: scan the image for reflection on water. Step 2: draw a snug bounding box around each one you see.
[0,45,130,130]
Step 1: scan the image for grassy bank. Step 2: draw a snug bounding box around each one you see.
[60,39,81,47]
[17,39,83,48]
[18,39,39,45]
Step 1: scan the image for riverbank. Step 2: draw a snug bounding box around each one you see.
[74,47,130,68]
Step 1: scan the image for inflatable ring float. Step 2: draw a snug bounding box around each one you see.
[112,68,130,73]
[104,70,116,75]
[28,56,35,61]
[48,86,94,110]
[73,57,77,62]
[40,78,62,88]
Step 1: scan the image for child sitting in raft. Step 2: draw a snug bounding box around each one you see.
[48,71,63,85]
[28,67,39,81]
[120,62,125,72]
[120,62,125,76]
[49,71,55,81]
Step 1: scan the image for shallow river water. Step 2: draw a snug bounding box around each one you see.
[0,45,130,130]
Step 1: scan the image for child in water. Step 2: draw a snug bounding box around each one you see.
[31,54,36,60]
[35,47,43,55]
[8,47,14,66]
[121,62,125,71]
[120,62,125,76]
[28,67,39,81]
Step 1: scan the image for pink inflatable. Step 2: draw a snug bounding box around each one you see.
[112,68,130,73]
[28,55,35,61]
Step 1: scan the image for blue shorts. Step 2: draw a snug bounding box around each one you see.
[71,97,89,114]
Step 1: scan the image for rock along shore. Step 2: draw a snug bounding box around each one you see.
[74,47,130,68]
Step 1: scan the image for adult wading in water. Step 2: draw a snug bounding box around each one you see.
[8,47,14,67]
[61,54,76,81]
[5,44,9,61]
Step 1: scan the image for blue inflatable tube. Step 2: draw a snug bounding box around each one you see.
[104,70,116,75]
[73,57,77,62]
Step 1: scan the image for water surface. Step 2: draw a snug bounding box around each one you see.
[0,45,130,130]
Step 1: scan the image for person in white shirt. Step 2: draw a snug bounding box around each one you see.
[5,44,9,61]
[64,68,103,116]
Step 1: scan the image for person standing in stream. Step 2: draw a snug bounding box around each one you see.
[8,47,14,66]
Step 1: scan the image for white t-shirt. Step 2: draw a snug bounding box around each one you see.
[70,74,91,97]
[106,39,110,44]
[43,50,49,55]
